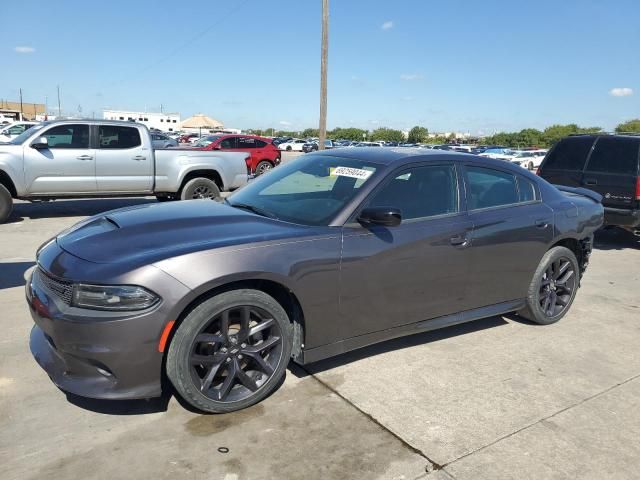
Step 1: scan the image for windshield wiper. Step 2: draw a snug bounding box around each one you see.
[227,200,279,220]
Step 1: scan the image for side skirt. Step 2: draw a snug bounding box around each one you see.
[299,299,525,364]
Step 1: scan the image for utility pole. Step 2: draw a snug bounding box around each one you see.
[318,0,329,150]
[57,85,62,117]
[19,88,23,120]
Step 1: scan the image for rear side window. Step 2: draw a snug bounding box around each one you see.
[237,137,258,149]
[517,176,536,202]
[465,166,518,210]
[42,124,89,149]
[543,137,594,171]
[255,140,267,148]
[99,126,141,149]
[585,137,639,175]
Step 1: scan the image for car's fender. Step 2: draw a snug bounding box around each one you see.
[0,146,26,195]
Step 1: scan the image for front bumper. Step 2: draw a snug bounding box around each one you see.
[604,207,640,229]
[27,243,191,400]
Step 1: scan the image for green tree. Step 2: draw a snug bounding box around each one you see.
[615,119,640,133]
[407,126,429,144]
[370,127,405,143]
[302,128,320,138]
[328,127,368,141]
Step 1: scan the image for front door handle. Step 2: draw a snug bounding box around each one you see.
[535,219,549,229]
[133,155,146,161]
[76,155,93,161]
[450,235,469,247]
[584,179,597,186]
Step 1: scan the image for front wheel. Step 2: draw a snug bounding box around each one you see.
[180,177,221,201]
[528,161,534,170]
[0,184,13,223]
[166,289,293,413]
[286,146,292,151]
[518,246,579,325]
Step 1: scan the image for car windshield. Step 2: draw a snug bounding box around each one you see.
[9,123,45,144]
[194,135,221,147]
[227,155,379,226]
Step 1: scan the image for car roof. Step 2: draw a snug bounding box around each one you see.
[313,146,527,170]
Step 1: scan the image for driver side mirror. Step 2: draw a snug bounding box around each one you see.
[358,207,402,227]
[31,136,48,149]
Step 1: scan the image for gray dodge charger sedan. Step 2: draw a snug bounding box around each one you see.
[27,148,604,413]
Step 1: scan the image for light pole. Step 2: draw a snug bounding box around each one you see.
[318,0,329,150]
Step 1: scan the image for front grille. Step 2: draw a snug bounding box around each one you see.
[35,268,73,305]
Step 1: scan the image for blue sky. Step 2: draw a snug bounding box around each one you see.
[2,0,638,134]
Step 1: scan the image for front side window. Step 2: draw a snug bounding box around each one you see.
[368,165,458,220]
[42,124,89,149]
[543,137,594,171]
[228,155,378,226]
[586,137,639,175]
[219,137,237,149]
[99,126,141,149]
[466,166,518,210]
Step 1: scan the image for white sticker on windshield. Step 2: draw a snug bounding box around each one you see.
[331,166,373,180]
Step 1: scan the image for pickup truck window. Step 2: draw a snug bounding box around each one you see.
[99,126,141,149]
[42,124,90,149]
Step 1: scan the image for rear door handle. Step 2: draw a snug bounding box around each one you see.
[534,219,549,229]
[133,155,146,161]
[76,155,93,161]
[450,235,469,247]
[584,179,597,186]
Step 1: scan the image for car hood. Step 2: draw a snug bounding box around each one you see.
[57,201,323,265]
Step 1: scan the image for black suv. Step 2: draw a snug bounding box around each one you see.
[538,134,640,234]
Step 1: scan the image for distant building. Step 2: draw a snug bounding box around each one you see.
[102,110,181,132]
[0,100,45,121]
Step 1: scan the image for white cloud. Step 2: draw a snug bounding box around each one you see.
[381,21,394,30]
[609,87,633,97]
[400,74,423,81]
[279,120,292,126]
[14,46,35,54]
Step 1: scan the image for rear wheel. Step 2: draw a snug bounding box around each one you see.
[0,184,13,223]
[528,161,534,170]
[255,161,273,176]
[167,289,292,413]
[180,177,221,201]
[518,246,579,325]
[286,146,292,151]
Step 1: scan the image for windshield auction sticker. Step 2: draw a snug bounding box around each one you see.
[331,166,374,180]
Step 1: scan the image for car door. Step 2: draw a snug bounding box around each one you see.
[236,136,259,167]
[23,123,97,194]
[581,136,640,211]
[463,164,554,308]
[95,124,153,192]
[339,162,474,340]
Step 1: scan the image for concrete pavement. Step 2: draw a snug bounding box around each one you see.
[1,197,639,479]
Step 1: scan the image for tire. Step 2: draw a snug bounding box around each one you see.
[167,289,293,413]
[179,177,221,201]
[255,161,273,176]
[518,246,579,325]
[286,146,292,151]
[528,161,534,170]
[0,183,13,223]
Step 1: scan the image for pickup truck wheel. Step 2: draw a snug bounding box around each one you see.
[166,289,293,413]
[518,246,579,325]
[0,184,13,223]
[180,178,221,201]
[255,161,273,176]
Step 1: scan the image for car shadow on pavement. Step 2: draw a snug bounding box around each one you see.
[296,315,508,376]
[0,261,36,290]
[7,197,157,223]
[593,227,639,250]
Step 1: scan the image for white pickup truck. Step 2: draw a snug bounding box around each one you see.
[0,120,250,222]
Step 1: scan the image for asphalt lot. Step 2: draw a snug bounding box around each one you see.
[1,156,639,479]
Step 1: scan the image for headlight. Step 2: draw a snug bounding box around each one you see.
[72,284,160,311]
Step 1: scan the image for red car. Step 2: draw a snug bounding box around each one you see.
[194,134,281,175]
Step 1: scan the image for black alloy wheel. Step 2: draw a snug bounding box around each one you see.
[189,305,283,402]
[167,289,292,413]
[538,257,576,317]
[518,246,579,325]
